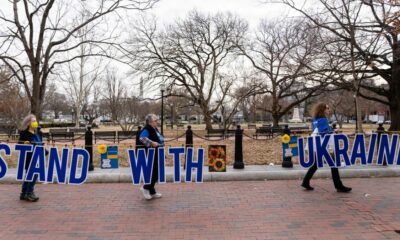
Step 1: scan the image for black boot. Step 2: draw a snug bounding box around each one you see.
[337,186,352,193]
[19,193,27,200]
[301,182,314,191]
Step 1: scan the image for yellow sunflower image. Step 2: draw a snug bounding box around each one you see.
[281,134,290,144]
[210,148,219,159]
[213,158,226,172]
[208,158,215,166]
[217,146,225,157]
[98,144,107,154]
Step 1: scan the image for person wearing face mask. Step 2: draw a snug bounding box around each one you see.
[18,114,41,202]
[301,103,352,193]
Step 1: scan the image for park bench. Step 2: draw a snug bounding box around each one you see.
[205,128,226,139]
[117,131,137,143]
[205,128,237,139]
[94,131,116,143]
[69,127,86,133]
[225,129,236,138]
[49,128,75,143]
[271,126,284,135]
[177,123,184,129]
[247,123,256,129]
[0,128,18,140]
[254,127,273,139]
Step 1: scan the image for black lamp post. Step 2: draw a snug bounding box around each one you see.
[160,83,165,135]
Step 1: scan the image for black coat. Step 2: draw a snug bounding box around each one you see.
[18,130,35,170]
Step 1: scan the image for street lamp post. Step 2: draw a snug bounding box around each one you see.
[160,83,165,135]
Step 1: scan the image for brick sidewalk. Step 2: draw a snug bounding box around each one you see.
[0,178,399,240]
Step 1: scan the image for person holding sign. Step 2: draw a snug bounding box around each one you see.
[301,103,352,193]
[18,114,41,202]
[139,114,164,200]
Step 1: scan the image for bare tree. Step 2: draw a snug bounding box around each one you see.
[0,0,158,118]
[317,90,355,128]
[102,69,126,122]
[281,0,400,130]
[128,11,248,129]
[0,68,30,129]
[42,83,69,119]
[61,52,103,127]
[238,18,334,126]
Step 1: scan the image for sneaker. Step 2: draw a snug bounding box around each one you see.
[19,193,27,200]
[151,193,162,199]
[337,186,352,193]
[140,187,152,200]
[301,183,314,191]
[25,192,39,202]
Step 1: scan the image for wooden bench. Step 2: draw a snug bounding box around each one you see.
[69,127,86,133]
[48,128,74,143]
[49,131,75,143]
[177,123,184,129]
[271,127,283,135]
[205,129,237,139]
[225,129,236,138]
[0,128,17,139]
[254,127,273,139]
[94,131,116,143]
[205,129,226,139]
[117,131,137,143]
[247,124,256,129]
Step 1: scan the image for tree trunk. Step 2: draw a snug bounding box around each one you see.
[204,115,213,130]
[272,113,279,127]
[75,106,81,127]
[389,104,400,131]
[389,38,400,131]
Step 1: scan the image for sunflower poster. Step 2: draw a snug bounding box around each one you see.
[98,145,119,169]
[281,135,298,157]
[208,145,226,172]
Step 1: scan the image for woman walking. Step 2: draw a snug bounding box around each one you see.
[18,114,41,202]
[138,114,164,200]
[301,103,352,193]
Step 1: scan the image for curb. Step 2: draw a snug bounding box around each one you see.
[1,165,399,184]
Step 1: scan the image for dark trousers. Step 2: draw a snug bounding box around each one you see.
[21,175,38,194]
[303,161,343,189]
[143,155,158,195]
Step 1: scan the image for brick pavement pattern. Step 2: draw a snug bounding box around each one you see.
[0,178,399,240]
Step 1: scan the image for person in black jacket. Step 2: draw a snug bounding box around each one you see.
[138,114,164,200]
[18,114,41,202]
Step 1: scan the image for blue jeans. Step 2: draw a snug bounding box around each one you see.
[21,175,38,194]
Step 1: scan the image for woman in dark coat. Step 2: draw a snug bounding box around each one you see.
[18,114,41,202]
[138,114,164,200]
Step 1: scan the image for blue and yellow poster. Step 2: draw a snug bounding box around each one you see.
[282,135,298,157]
[100,145,119,169]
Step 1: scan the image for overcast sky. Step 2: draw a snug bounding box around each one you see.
[147,0,297,29]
